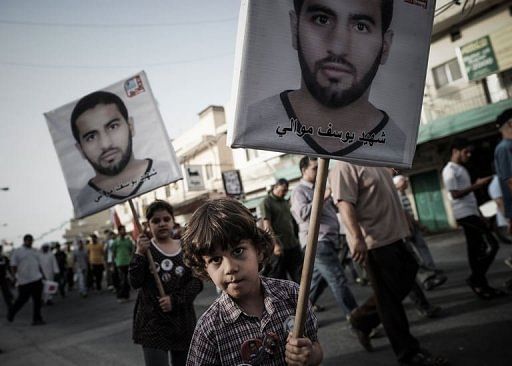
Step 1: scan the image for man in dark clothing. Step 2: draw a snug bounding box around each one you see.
[54,243,67,298]
[443,138,502,299]
[259,178,302,282]
[493,108,512,290]
[8,234,45,325]
[0,244,14,308]
[331,162,447,366]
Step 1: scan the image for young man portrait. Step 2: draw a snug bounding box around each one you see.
[70,91,172,217]
[237,0,419,165]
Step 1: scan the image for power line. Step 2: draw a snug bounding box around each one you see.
[435,0,460,18]
[0,17,237,28]
[35,220,69,242]
[0,53,234,69]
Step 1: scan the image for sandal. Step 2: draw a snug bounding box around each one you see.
[486,287,507,298]
[466,279,494,300]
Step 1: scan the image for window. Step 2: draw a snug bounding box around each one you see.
[205,164,213,180]
[432,59,463,88]
[450,28,461,42]
[165,185,171,198]
[245,149,259,161]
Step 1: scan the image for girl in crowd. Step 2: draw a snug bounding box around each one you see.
[129,200,203,366]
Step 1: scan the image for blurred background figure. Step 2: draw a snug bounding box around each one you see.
[0,244,14,309]
[259,178,302,283]
[104,230,118,293]
[53,243,67,298]
[40,243,59,305]
[8,234,45,325]
[73,240,89,298]
[87,234,105,291]
[393,175,447,291]
[488,175,512,244]
[65,242,75,291]
[112,225,134,302]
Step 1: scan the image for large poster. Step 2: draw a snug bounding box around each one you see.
[230,0,435,168]
[45,71,182,218]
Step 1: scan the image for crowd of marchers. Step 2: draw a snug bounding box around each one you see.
[2,110,512,365]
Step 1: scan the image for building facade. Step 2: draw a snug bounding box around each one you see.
[406,0,512,232]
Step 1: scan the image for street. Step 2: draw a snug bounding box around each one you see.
[1,229,511,366]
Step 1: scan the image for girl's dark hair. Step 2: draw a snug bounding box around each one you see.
[145,200,174,221]
[182,198,274,279]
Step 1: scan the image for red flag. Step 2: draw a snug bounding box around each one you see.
[131,217,140,242]
[110,207,121,230]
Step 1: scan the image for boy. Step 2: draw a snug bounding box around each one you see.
[183,198,322,365]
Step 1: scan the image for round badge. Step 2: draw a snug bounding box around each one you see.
[161,272,172,283]
[283,315,295,334]
[262,332,279,355]
[161,259,174,271]
[241,338,263,363]
[175,266,185,277]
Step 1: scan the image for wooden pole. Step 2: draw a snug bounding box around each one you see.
[292,158,330,338]
[128,199,166,298]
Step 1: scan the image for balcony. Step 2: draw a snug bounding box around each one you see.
[422,82,510,123]
[418,83,512,144]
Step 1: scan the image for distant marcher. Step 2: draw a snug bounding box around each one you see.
[129,200,203,366]
[65,242,75,291]
[259,178,302,282]
[291,156,358,318]
[488,175,512,244]
[493,108,512,290]
[73,240,89,298]
[54,243,67,298]
[183,198,323,365]
[393,175,447,291]
[331,162,447,365]
[171,222,183,240]
[0,244,14,309]
[40,243,60,305]
[113,225,134,302]
[443,137,503,299]
[8,234,45,325]
[104,230,118,292]
[87,234,105,291]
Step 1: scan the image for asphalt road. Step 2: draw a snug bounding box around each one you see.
[1,229,511,365]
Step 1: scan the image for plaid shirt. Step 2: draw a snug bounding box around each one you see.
[186,276,318,365]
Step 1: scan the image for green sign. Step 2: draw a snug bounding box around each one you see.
[460,36,499,81]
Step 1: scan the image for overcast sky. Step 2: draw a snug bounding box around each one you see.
[0,0,239,246]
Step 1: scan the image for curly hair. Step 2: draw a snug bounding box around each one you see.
[182,198,274,279]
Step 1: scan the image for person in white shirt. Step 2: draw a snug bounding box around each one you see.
[442,138,503,300]
[73,240,89,298]
[40,243,60,305]
[7,234,45,325]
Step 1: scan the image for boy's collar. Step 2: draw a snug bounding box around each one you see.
[220,277,276,324]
